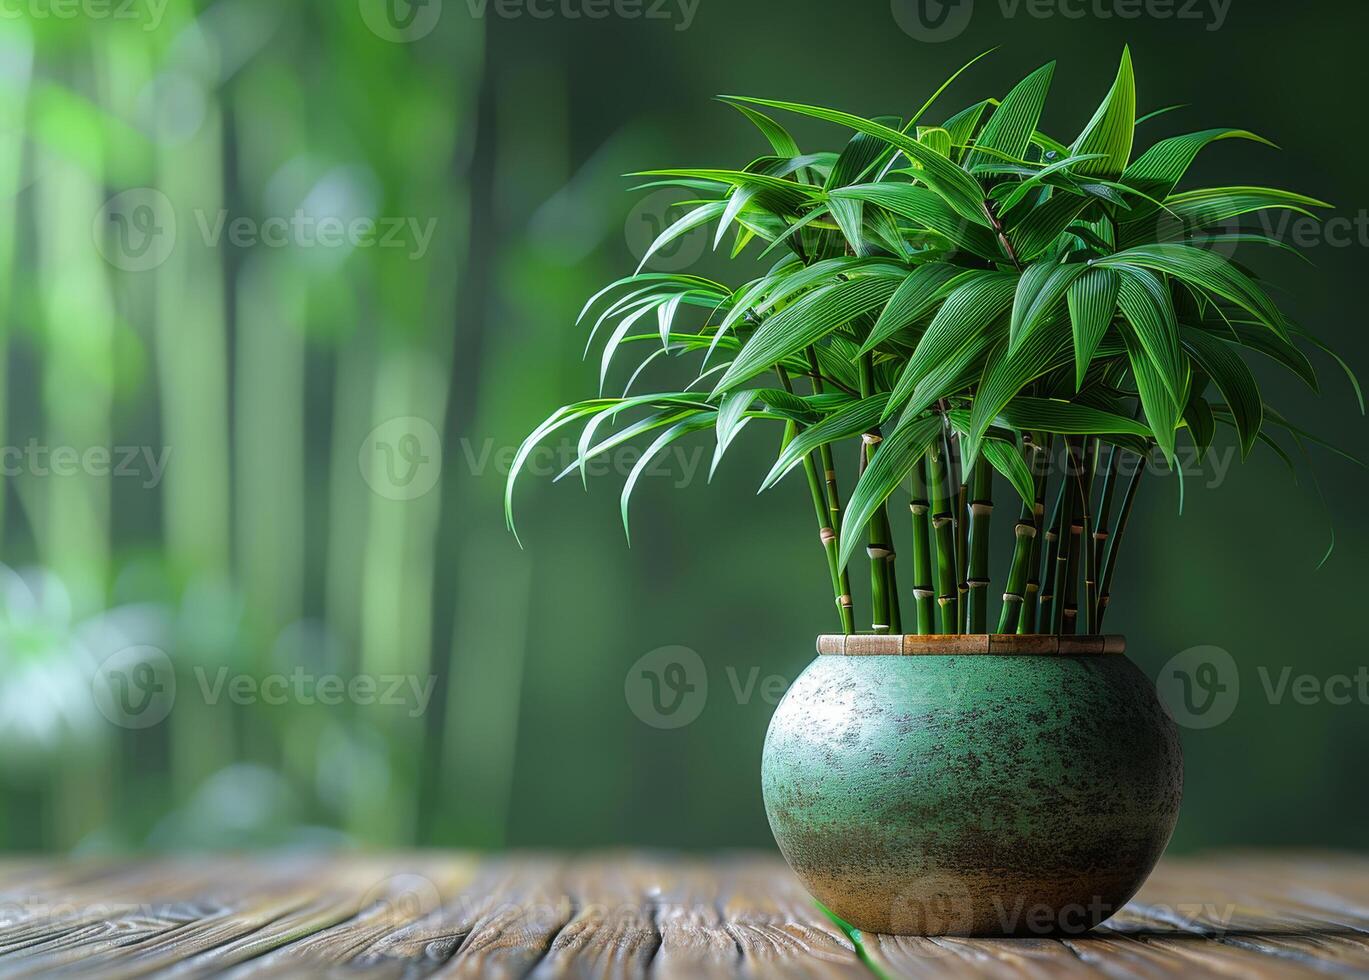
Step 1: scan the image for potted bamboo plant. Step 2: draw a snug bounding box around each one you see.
[507,50,1361,936]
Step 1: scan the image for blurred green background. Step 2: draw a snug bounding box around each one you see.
[0,0,1364,855]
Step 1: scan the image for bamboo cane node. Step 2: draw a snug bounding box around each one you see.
[819,528,836,545]
[968,578,990,588]
[1094,530,1110,541]
[866,545,893,559]
[937,596,956,607]
[862,433,883,446]
[825,470,837,482]
[1014,523,1038,539]
[1024,582,1040,593]
[837,595,853,609]
[912,588,935,599]
[1002,592,1024,603]
[931,515,953,529]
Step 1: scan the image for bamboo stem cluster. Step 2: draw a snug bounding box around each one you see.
[807,427,1147,637]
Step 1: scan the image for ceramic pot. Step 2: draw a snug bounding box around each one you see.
[761,635,1182,936]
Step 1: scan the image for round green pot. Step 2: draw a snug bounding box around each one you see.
[761,635,1182,937]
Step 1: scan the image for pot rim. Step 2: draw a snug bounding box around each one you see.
[817,634,1126,657]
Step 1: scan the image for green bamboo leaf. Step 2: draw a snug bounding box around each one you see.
[884,272,1018,420]
[982,438,1036,509]
[838,413,944,569]
[712,390,757,479]
[1067,267,1121,389]
[633,200,728,274]
[722,96,990,227]
[713,275,903,393]
[1121,323,1183,465]
[1094,243,1287,337]
[1184,383,1216,463]
[827,118,904,189]
[994,396,1154,437]
[726,103,801,157]
[964,317,1073,465]
[1181,329,1264,457]
[1121,129,1273,219]
[965,61,1056,172]
[1115,265,1185,403]
[1070,47,1136,178]
[621,413,717,544]
[1010,258,1086,353]
[1191,317,1317,393]
[859,262,965,354]
[761,393,890,490]
[829,184,1000,259]
[943,100,990,162]
[1288,321,1363,413]
[1007,192,1091,262]
[917,126,953,157]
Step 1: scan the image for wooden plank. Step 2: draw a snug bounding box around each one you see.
[0,854,1359,978]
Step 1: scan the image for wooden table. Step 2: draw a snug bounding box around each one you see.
[0,853,1364,977]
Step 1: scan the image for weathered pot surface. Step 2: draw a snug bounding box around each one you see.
[761,635,1183,937]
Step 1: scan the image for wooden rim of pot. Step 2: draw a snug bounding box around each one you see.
[816,634,1127,657]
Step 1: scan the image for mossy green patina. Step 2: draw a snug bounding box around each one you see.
[762,652,1182,936]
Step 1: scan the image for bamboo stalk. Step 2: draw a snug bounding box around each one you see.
[778,367,854,633]
[966,459,993,633]
[909,461,936,635]
[1037,474,1065,633]
[999,519,1039,632]
[1098,453,1146,629]
[928,439,959,634]
[955,477,970,633]
[807,347,855,632]
[1060,437,1087,635]
[1089,443,1121,631]
[859,356,891,634]
[1018,435,1053,634]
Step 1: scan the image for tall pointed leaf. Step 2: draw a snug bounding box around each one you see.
[1070,47,1136,178]
[965,61,1056,172]
[1121,129,1272,219]
[1067,267,1120,388]
[1115,266,1185,403]
[859,263,964,354]
[829,184,1001,259]
[1182,329,1263,457]
[761,394,890,489]
[1010,258,1086,352]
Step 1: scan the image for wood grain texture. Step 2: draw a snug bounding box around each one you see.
[0,854,1360,978]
